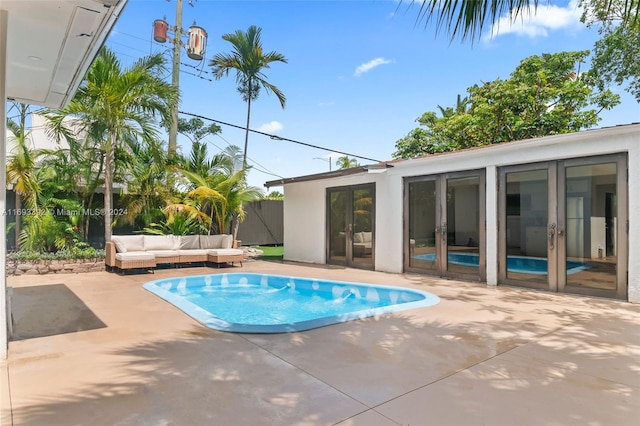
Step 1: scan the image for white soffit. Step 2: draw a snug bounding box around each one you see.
[3,0,128,108]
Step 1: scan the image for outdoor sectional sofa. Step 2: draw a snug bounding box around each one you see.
[105,234,244,273]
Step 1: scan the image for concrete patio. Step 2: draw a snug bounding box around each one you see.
[1,260,639,425]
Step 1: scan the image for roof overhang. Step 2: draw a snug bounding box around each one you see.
[3,0,128,108]
[264,163,393,188]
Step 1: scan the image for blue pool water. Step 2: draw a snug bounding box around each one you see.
[413,253,589,275]
[143,273,440,333]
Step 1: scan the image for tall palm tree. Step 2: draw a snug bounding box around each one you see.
[45,47,178,245]
[408,1,639,41]
[209,25,288,168]
[6,103,40,250]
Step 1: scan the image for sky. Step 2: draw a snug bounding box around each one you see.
[105,0,640,191]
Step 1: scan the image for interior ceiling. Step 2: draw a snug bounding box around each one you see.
[3,0,128,108]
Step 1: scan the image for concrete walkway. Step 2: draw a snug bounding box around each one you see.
[1,260,639,425]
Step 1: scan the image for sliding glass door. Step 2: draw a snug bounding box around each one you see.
[405,170,485,281]
[327,184,375,269]
[499,154,627,299]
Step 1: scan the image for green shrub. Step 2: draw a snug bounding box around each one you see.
[8,245,105,262]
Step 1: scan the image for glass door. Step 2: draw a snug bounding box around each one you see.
[446,174,486,279]
[405,170,485,281]
[405,177,439,272]
[499,154,627,299]
[499,164,556,290]
[558,155,627,299]
[327,184,375,269]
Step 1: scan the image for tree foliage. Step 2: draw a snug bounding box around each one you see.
[260,191,284,200]
[177,117,222,145]
[404,0,639,41]
[6,103,41,249]
[335,156,361,169]
[44,47,178,243]
[393,51,620,159]
[581,0,640,102]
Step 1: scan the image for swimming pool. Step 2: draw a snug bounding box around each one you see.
[143,273,440,333]
[412,253,589,275]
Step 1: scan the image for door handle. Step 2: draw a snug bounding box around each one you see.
[548,223,556,250]
[440,223,447,241]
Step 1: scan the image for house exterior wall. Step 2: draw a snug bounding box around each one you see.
[279,124,640,302]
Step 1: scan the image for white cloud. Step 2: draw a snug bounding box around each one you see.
[354,57,393,77]
[258,121,283,133]
[484,0,583,40]
[317,101,335,107]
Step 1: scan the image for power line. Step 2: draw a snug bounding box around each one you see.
[178,110,383,163]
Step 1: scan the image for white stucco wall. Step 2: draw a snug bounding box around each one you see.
[280,124,640,302]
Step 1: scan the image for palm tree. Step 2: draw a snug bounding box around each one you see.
[437,94,470,117]
[407,1,639,41]
[37,125,105,242]
[118,137,175,229]
[335,156,360,170]
[209,25,287,168]
[44,47,178,245]
[6,103,41,250]
[178,145,262,235]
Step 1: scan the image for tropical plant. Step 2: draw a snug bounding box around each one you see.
[178,145,262,235]
[436,94,470,118]
[44,47,178,245]
[335,156,361,169]
[393,51,620,159]
[260,190,284,200]
[37,120,106,241]
[209,25,288,168]
[6,103,41,250]
[118,137,175,229]
[142,205,210,236]
[403,0,639,41]
[18,193,84,252]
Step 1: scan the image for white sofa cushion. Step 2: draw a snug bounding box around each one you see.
[144,235,179,250]
[177,249,209,257]
[353,232,372,243]
[177,235,200,249]
[207,248,243,256]
[146,250,179,258]
[112,235,145,253]
[115,251,155,261]
[200,234,232,249]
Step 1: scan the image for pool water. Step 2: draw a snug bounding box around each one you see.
[143,273,440,333]
[413,253,589,275]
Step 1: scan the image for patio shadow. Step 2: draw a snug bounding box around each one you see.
[10,284,106,341]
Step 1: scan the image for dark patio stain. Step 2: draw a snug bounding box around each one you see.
[10,284,106,341]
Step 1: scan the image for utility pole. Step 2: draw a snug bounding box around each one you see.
[154,0,206,159]
[168,0,183,159]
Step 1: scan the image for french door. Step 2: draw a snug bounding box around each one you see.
[326,184,375,269]
[498,154,627,299]
[404,170,486,281]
